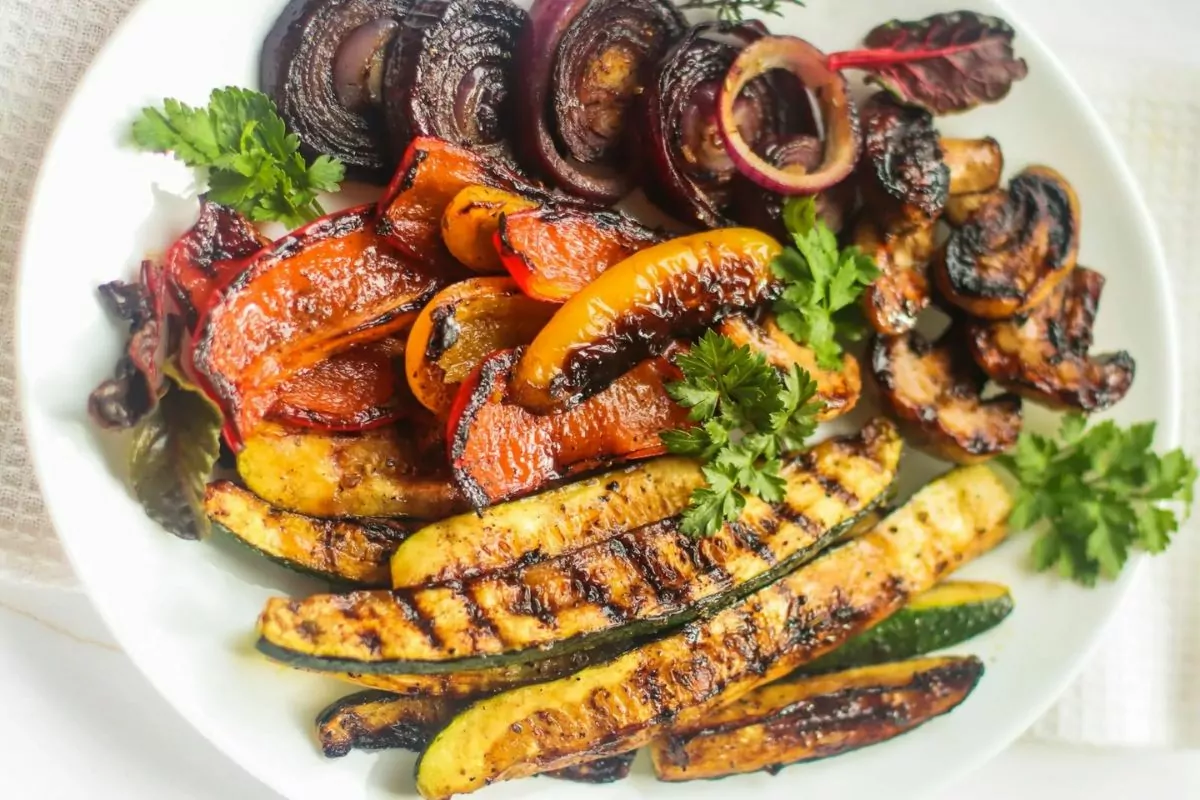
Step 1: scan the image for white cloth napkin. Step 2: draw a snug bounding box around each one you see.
[0,0,1197,748]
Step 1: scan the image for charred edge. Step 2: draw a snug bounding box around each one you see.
[545,752,637,784]
[613,527,678,607]
[400,149,429,194]
[449,349,520,509]
[424,302,462,362]
[270,401,403,433]
[726,520,777,565]
[392,590,446,651]
[315,690,403,757]
[562,553,628,624]
[458,584,504,648]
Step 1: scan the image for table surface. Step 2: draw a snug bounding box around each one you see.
[4,0,1200,797]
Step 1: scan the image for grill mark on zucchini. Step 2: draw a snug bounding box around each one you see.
[459,586,503,648]
[414,465,1012,798]
[256,422,902,674]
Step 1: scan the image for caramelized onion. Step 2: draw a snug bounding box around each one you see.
[729,135,853,238]
[383,0,526,163]
[718,35,861,196]
[263,0,412,183]
[515,0,685,203]
[636,22,802,227]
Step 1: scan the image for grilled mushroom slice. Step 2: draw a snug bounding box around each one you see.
[856,217,938,337]
[859,92,949,225]
[968,266,1135,412]
[871,329,1022,464]
[944,189,1002,227]
[941,137,1004,196]
[935,166,1081,319]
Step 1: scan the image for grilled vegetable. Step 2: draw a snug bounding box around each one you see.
[515,0,686,202]
[945,189,1000,227]
[510,228,782,413]
[237,422,465,520]
[391,458,705,587]
[441,186,539,273]
[341,641,629,698]
[549,754,637,783]
[935,166,1082,319]
[255,421,901,673]
[378,137,543,271]
[716,314,861,421]
[268,338,409,433]
[261,0,410,183]
[968,266,1135,412]
[859,93,949,224]
[163,197,268,328]
[942,137,1004,196]
[497,205,662,302]
[206,481,412,586]
[650,656,984,780]
[449,349,690,507]
[798,581,1013,675]
[193,205,444,442]
[405,278,557,418]
[317,692,637,783]
[855,218,938,337]
[382,0,526,163]
[318,690,454,757]
[729,135,853,241]
[872,329,1022,464]
[636,22,816,228]
[415,464,1012,798]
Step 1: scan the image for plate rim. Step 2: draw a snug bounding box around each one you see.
[11,0,1183,797]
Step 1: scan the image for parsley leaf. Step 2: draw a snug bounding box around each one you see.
[131,87,346,228]
[663,330,825,537]
[772,197,881,370]
[997,413,1198,586]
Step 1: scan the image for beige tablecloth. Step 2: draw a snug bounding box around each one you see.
[2,0,1198,749]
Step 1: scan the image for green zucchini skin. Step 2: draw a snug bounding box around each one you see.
[254,420,903,675]
[206,481,413,587]
[413,464,1013,799]
[796,581,1014,675]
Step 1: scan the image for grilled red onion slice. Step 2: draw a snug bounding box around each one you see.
[719,35,861,196]
[515,0,685,203]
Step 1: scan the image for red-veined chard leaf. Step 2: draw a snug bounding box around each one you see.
[828,11,1029,115]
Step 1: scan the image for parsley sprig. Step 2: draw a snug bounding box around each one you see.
[132,87,345,227]
[662,331,824,538]
[998,413,1197,586]
[772,197,880,370]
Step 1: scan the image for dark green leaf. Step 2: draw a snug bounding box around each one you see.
[128,378,222,540]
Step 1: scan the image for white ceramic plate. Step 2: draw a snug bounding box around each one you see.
[15,0,1180,798]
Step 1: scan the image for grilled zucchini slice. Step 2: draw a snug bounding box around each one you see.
[650,655,984,780]
[206,482,412,586]
[237,423,466,520]
[797,581,1013,675]
[256,421,902,674]
[415,464,1012,799]
[317,690,455,758]
[391,458,705,587]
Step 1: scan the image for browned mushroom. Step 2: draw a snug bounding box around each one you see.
[944,188,1002,227]
[859,93,949,226]
[856,217,938,337]
[871,328,1022,464]
[968,266,1135,412]
[941,137,1004,195]
[717,314,862,422]
[934,165,1081,320]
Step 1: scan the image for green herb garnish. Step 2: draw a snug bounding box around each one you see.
[998,413,1197,586]
[662,330,824,538]
[676,0,805,24]
[132,87,345,227]
[772,197,880,370]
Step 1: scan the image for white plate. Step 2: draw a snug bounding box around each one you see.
[15,0,1180,798]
